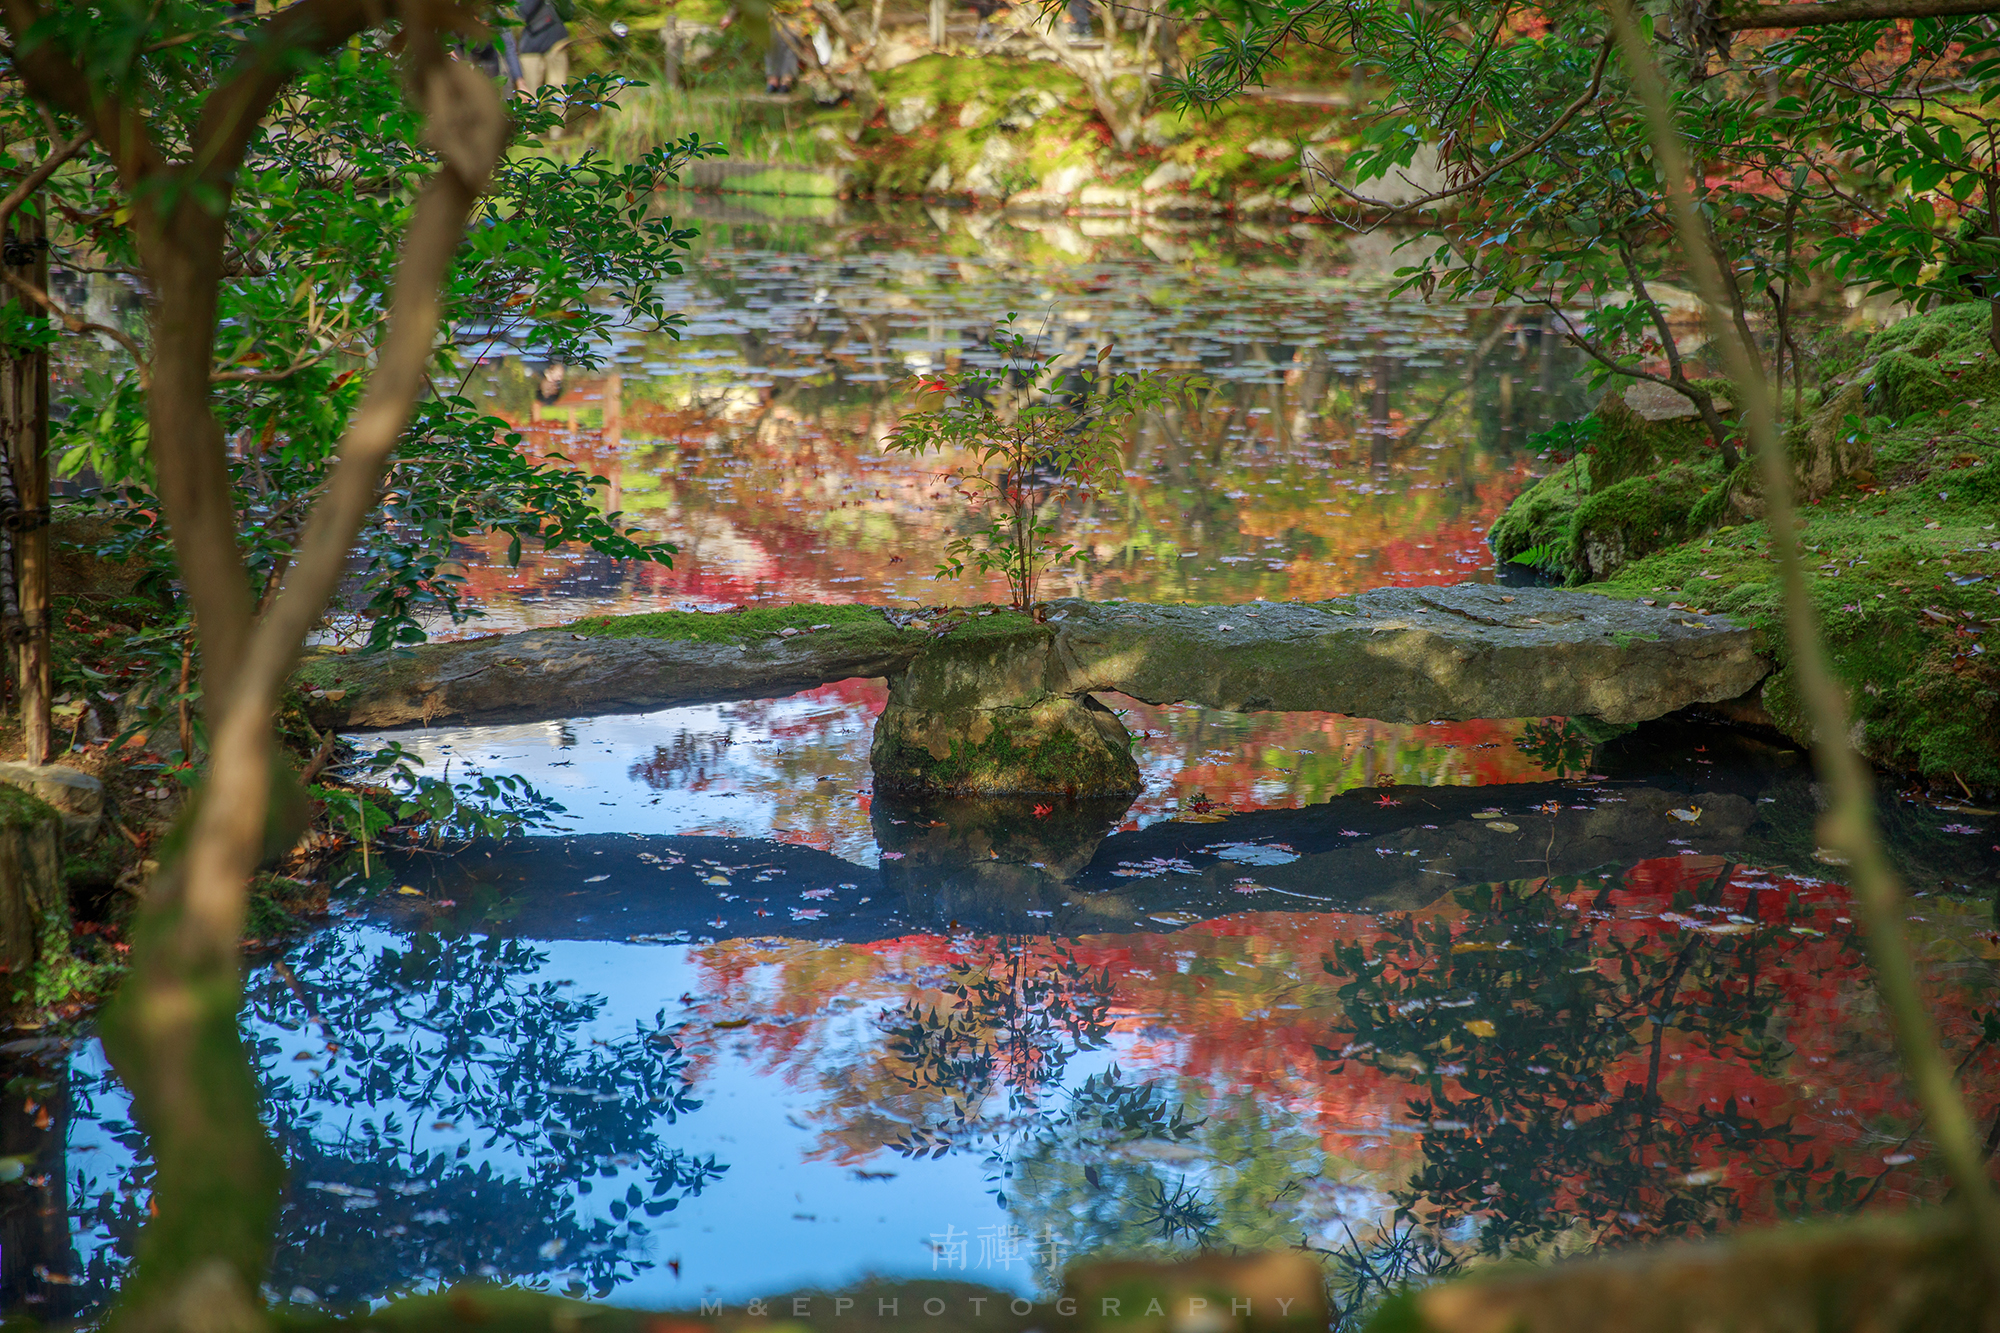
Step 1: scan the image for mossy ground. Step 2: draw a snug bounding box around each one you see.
[1488,308,2000,791]
[569,601,893,643]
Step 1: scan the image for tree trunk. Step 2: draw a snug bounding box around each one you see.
[1,205,51,765]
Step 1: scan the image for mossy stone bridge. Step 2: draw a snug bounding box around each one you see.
[300,584,1768,796]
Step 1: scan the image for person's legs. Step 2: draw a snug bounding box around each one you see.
[765,31,799,93]
[546,42,570,133]
[516,49,548,93]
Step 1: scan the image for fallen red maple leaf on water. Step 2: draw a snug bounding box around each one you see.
[1376,794,1402,807]
[1033,803,1054,817]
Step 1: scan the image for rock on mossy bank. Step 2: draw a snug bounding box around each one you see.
[1487,304,2000,791]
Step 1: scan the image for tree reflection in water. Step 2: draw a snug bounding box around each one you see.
[846,859,1990,1326]
[37,851,1992,1322]
[64,930,724,1313]
[1322,866,1925,1256]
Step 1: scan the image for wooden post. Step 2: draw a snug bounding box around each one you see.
[929,0,946,47]
[662,9,683,90]
[1,205,52,765]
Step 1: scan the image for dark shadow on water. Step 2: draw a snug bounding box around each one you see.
[384,723,1997,943]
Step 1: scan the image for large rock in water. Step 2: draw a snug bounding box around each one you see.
[869,585,1766,794]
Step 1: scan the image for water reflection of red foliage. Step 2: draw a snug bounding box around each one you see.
[680,856,1999,1236]
[437,365,1539,634]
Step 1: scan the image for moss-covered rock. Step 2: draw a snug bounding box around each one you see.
[1484,303,2000,789]
[1570,462,1724,580]
[298,605,930,730]
[570,602,888,644]
[1868,300,2000,421]
[870,609,1141,795]
[871,693,1141,796]
[1488,389,1733,583]
[0,784,77,1010]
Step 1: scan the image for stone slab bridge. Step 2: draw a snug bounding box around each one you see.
[300,584,1769,796]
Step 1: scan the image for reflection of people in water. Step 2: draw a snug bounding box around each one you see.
[531,362,566,405]
[765,21,800,94]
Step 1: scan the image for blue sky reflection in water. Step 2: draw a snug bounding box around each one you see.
[10,212,2000,1322]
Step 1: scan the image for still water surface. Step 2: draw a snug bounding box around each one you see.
[7,206,2000,1322]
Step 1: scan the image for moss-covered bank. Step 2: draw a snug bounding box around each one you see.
[1488,308,2000,791]
[603,48,1354,216]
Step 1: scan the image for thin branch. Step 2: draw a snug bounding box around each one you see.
[1303,39,1612,215]
[0,127,92,235]
[1719,0,2000,32]
[211,349,335,385]
[0,267,150,380]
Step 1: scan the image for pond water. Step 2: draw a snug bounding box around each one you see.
[6,204,2000,1322]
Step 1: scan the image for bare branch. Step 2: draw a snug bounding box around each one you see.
[0,267,150,380]
[210,349,334,385]
[1718,0,2000,32]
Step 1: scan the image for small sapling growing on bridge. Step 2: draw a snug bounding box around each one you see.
[886,317,1197,615]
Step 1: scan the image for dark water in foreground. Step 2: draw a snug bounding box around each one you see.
[5,208,2000,1320]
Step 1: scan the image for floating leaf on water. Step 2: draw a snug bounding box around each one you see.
[1462,1019,1497,1038]
[584,874,609,883]
[1207,841,1299,866]
[1484,821,1519,833]
[1668,807,1701,823]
